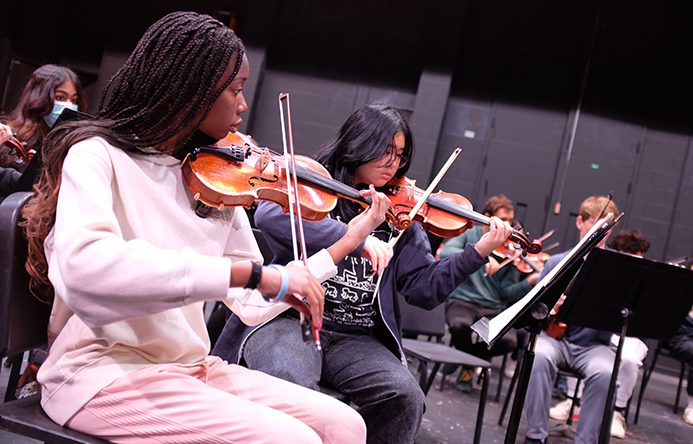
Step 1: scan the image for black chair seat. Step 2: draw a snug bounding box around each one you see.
[401,338,492,444]
[402,338,492,369]
[0,395,108,443]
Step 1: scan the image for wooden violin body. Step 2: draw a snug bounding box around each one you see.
[383,176,543,254]
[182,142,338,221]
[493,241,550,273]
[181,132,376,221]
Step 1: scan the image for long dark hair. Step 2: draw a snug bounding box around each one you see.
[315,104,413,222]
[22,11,245,300]
[1,64,86,169]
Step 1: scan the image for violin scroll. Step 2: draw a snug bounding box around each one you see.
[2,136,35,164]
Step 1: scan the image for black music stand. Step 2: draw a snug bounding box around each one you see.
[471,213,621,444]
[557,248,693,443]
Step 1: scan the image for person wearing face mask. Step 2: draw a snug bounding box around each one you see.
[0,64,87,175]
[0,64,86,395]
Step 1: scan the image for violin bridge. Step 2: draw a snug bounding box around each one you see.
[254,148,270,172]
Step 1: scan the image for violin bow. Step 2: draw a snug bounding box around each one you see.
[368,147,461,305]
[535,228,555,244]
[542,241,560,253]
[388,147,462,249]
[596,191,613,221]
[278,92,322,351]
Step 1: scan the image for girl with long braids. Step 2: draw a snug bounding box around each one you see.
[21,11,390,443]
[214,104,514,443]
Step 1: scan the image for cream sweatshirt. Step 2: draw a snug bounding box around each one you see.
[37,137,336,425]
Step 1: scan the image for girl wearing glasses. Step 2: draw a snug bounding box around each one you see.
[215,104,512,443]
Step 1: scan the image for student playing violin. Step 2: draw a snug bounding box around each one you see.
[213,103,514,444]
[439,194,540,392]
[21,11,393,443]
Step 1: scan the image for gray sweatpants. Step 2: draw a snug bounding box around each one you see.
[525,335,615,444]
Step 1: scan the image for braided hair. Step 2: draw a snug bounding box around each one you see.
[22,11,245,301]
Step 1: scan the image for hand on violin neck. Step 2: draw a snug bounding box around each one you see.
[328,185,392,264]
[474,216,513,259]
[0,123,12,145]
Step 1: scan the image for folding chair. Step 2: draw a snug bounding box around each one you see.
[634,339,689,424]
[0,192,107,443]
[398,294,491,444]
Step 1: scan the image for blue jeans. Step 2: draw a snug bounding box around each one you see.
[243,316,426,444]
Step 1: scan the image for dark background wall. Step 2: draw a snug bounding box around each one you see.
[1,0,691,261]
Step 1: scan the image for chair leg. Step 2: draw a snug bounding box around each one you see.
[473,368,490,444]
[635,345,660,424]
[567,377,582,426]
[498,358,520,426]
[3,353,24,402]
[495,353,508,403]
[674,361,685,414]
[416,360,429,392]
[439,369,447,392]
[424,363,442,395]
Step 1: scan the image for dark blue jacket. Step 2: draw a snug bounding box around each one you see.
[212,201,486,363]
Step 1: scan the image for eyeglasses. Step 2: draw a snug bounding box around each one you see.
[381,148,409,168]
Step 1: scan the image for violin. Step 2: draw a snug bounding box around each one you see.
[383,176,542,253]
[492,239,551,273]
[2,135,35,164]
[181,132,369,221]
[181,132,543,254]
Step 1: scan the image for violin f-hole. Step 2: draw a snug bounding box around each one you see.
[248,174,279,187]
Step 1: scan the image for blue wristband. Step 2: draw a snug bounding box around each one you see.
[268,264,289,302]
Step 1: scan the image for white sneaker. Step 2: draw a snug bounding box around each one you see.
[549,398,581,422]
[610,411,626,439]
[683,407,693,426]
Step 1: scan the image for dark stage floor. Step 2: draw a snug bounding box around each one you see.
[2,351,691,443]
[412,352,691,444]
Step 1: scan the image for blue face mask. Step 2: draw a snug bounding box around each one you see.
[44,101,79,128]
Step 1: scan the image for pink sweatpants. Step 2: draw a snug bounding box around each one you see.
[66,357,366,443]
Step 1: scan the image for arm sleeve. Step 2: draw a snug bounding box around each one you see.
[223,248,337,326]
[498,274,533,303]
[254,201,366,263]
[438,231,470,259]
[394,225,486,309]
[50,141,232,327]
